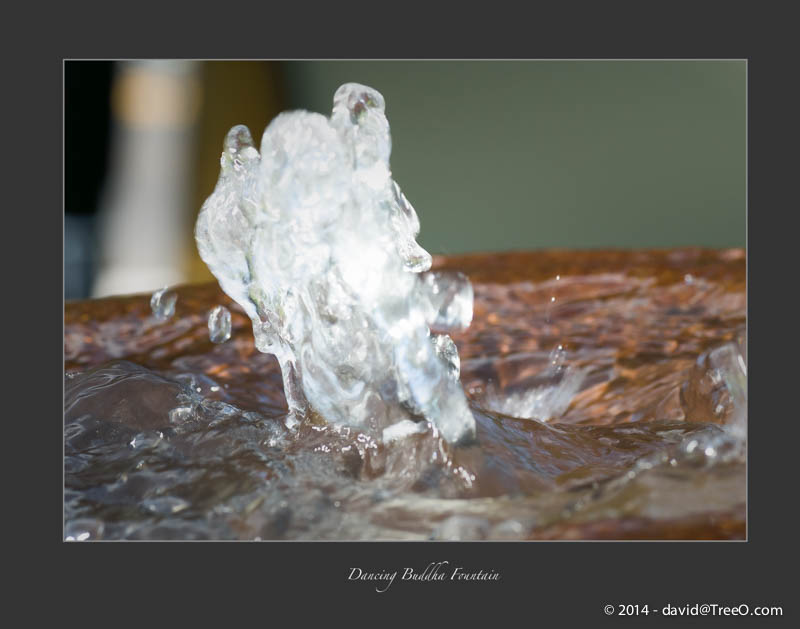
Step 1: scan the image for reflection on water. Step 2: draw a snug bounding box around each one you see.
[65,248,746,540]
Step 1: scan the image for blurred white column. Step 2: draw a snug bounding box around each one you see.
[93,60,201,297]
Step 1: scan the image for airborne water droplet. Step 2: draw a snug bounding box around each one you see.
[150,287,177,321]
[208,305,232,343]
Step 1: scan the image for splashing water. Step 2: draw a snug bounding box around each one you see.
[64,80,747,540]
[483,344,588,422]
[195,83,475,445]
[208,305,232,344]
[65,248,747,540]
[431,333,460,380]
[150,287,176,321]
[680,339,747,442]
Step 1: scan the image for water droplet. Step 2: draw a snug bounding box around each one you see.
[150,287,177,321]
[549,344,567,370]
[208,305,232,343]
[225,125,252,150]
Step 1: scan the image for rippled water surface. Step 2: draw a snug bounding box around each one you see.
[65,249,746,540]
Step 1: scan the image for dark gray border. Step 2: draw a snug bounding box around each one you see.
[17,2,793,624]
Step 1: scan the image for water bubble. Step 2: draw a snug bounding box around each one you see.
[150,287,177,321]
[208,305,232,343]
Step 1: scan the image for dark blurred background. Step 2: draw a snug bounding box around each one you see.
[65,60,745,300]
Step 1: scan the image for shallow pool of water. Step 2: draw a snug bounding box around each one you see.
[65,248,746,540]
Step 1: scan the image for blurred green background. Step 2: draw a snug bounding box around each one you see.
[284,60,745,254]
[66,60,745,298]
